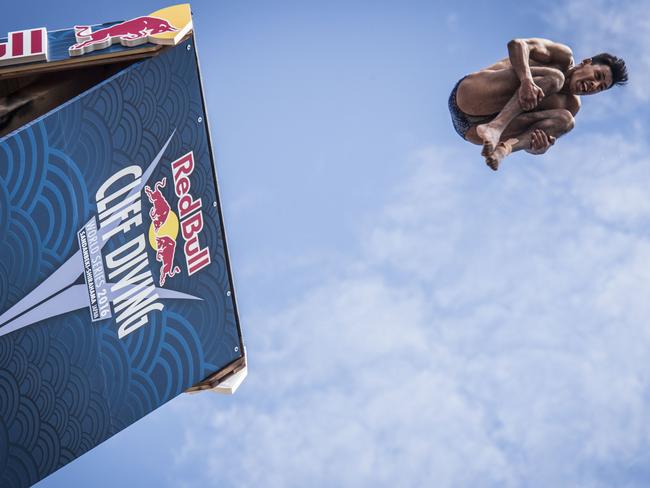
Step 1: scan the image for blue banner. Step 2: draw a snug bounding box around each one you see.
[0,36,243,487]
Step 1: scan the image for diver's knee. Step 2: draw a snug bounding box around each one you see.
[556,109,574,132]
[533,68,565,93]
[544,69,565,93]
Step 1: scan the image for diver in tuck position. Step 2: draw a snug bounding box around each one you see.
[448,38,628,170]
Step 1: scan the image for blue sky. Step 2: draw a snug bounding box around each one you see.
[3,0,650,486]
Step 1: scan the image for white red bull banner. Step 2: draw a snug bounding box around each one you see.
[0,4,192,71]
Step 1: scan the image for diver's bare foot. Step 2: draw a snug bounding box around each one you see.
[477,123,502,157]
[485,138,518,171]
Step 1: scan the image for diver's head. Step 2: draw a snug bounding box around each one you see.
[568,53,628,95]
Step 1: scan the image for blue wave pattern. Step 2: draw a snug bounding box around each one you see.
[0,37,242,487]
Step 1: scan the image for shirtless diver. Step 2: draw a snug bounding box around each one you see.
[449,38,628,170]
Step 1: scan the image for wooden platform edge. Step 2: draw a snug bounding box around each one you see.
[0,44,167,80]
[185,352,248,395]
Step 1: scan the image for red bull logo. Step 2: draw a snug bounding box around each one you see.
[144,177,181,287]
[69,16,178,56]
[0,5,192,69]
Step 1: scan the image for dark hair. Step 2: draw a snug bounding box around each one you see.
[590,53,629,87]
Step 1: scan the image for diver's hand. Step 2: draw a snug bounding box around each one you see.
[527,128,555,154]
[518,78,545,111]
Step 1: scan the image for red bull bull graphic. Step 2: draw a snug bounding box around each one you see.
[155,235,182,286]
[0,9,244,486]
[69,16,178,56]
[69,4,193,57]
[145,176,183,286]
[145,177,172,232]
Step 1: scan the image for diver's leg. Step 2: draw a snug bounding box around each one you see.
[466,108,575,170]
[456,68,520,116]
[476,68,566,157]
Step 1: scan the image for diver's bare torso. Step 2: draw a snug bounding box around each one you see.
[463,57,580,116]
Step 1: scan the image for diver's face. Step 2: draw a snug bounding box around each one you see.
[570,59,613,95]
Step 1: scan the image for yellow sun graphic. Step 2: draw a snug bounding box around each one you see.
[149,210,180,249]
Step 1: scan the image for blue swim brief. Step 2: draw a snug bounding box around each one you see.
[448,76,497,140]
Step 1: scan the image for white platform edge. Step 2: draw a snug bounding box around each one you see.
[186,348,248,395]
[209,364,248,395]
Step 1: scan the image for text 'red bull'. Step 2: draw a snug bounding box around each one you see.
[0,28,48,67]
[171,152,211,275]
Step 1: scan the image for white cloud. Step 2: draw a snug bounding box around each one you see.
[159,5,650,486]
[167,131,650,487]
